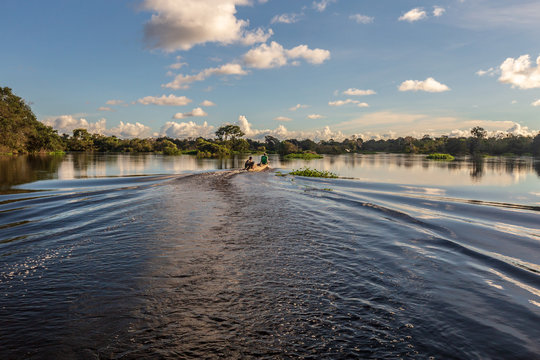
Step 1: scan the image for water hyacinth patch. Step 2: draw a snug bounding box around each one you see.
[289,167,338,178]
[426,153,455,161]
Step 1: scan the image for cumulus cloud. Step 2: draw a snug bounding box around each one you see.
[106,99,125,105]
[343,88,376,96]
[136,94,192,106]
[160,120,215,138]
[313,0,337,12]
[274,116,292,122]
[503,123,536,137]
[307,114,324,119]
[399,8,427,22]
[532,99,540,107]
[433,6,445,17]
[498,54,540,89]
[173,107,208,119]
[200,100,216,107]
[271,13,300,24]
[109,121,153,138]
[287,44,331,65]
[243,42,287,69]
[40,116,151,138]
[329,99,369,107]
[163,63,247,89]
[98,106,114,112]
[398,77,450,92]
[237,115,345,141]
[332,111,539,139]
[142,0,272,51]
[289,104,309,111]
[350,14,374,24]
[243,41,330,69]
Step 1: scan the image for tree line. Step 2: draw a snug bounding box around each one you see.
[2,87,540,157]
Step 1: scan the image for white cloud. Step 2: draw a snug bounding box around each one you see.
[350,14,374,24]
[274,116,292,122]
[343,88,376,96]
[313,0,336,12]
[243,41,330,69]
[243,42,288,69]
[433,6,445,17]
[289,104,309,111]
[173,107,208,119]
[498,54,540,89]
[160,120,215,138]
[332,111,539,138]
[200,100,216,107]
[476,67,497,77]
[532,99,540,107]
[398,77,450,92]
[109,121,153,138]
[271,13,300,24]
[136,94,192,106]
[503,123,536,137]
[237,115,345,141]
[98,106,114,112]
[163,62,247,89]
[511,100,518,104]
[42,115,107,135]
[169,62,186,70]
[286,44,331,65]
[307,114,324,119]
[142,0,272,51]
[399,8,427,22]
[106,99,124,105]
[329,99,369,107]
[40,116,151,138]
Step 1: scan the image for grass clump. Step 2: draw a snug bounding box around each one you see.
[284,152,323,160]
[289,167,338,178]
[426,153,455,161]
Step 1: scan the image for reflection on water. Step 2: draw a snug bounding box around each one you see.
[1,153,540,204]
[1,153,539,184]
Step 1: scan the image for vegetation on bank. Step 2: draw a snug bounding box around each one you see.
[284,152,324,160]
[0,87,64,154]
[2,87,540,157]
[288,167,339,178]
[426,153,455,161]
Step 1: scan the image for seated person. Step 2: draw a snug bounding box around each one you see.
[244,156,255,170]
[259,153,268,166]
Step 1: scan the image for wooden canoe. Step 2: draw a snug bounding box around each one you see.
[247,163,269,172]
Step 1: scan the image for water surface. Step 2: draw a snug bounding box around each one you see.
[1,153,539,358]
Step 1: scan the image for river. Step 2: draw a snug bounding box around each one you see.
[1,153,539,359]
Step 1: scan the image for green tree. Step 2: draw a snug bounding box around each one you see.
[0,87,63,153]
[215,124,244,141]
[532,132,540,156]
[471,126,487,139]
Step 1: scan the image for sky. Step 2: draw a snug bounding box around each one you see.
[1,0,540,141]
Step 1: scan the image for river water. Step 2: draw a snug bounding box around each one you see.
[1,153,539,359]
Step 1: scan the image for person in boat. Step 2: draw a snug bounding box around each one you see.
[244,156,255,170]
[259,153,268,166]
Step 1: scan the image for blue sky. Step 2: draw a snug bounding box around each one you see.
[1,0,539,140]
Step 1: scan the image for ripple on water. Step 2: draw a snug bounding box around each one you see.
[1,171,539,359]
